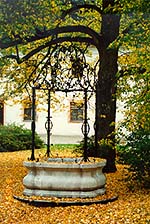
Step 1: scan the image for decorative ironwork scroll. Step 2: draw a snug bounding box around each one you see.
[30,43,99,161]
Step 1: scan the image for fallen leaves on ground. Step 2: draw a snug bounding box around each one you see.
[0,150,149,224]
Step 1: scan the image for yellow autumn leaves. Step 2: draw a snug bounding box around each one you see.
[0,149,150,223]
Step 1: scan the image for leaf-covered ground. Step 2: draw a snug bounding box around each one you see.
[0,149,149,224]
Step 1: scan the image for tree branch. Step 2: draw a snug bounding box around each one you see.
[0,25,102,50]
[4,36,96,63]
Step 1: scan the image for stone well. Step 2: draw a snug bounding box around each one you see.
[23,158,106,198]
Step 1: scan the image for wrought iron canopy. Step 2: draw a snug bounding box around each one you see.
[31,43,99,93]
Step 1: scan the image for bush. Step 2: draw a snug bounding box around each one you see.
[75,136,117,172]
[117,128,150,187]
[0,123,44,152]
[75,136,114,158]
[74,136,97,157]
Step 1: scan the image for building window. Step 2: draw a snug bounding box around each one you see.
[24,106,32,121]
[70,101,84,122]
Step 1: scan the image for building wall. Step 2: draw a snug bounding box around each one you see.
[3,94,96,143]
[3,98,125,144]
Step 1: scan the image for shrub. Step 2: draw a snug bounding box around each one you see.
[0,123,44,152]
[117,128,150,187]
[74,136,97,157]
[75,136,117,172]
[75,136,114,158]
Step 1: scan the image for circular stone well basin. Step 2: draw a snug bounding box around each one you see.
[23,158,106,198]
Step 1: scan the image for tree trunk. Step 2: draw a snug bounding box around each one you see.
[96,1,120,172]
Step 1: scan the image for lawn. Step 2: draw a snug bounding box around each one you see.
[0,147,149,224]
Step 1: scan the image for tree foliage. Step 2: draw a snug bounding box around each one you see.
[117,11,150,133]
[117,128,150,187]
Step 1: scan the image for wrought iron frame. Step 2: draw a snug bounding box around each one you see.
[30,43,99,162]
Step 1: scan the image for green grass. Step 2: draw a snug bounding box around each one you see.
[51,144,77,150]
[33,144,81,159]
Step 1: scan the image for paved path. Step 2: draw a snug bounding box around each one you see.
[40,134,83,144]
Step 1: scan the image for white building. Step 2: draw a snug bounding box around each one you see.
[0,91,96,143]
[0,91,124,144]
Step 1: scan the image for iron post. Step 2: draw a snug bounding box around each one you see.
[31,87,36,161]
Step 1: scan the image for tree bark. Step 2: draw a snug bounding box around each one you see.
[96,1,120,172]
